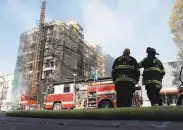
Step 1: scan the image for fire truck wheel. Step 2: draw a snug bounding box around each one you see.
[53,102,62,110]
[98,99,113,108]
[177,94,183,106]
[180,96,183,106]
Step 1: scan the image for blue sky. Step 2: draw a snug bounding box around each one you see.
[0,0,177,75]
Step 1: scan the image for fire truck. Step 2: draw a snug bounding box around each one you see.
[159,88,180,106]
[20,93,40,110]
[177,87,183,106]
[44,77,143,110]
[174,64,183,106]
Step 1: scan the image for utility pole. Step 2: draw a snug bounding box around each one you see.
[73,73,77,90]
[73,73,77,106]
[0,76,5,111]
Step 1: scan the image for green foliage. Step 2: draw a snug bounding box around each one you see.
[168,61,182,87]
[169,0,183,87]
[169,0,183,55]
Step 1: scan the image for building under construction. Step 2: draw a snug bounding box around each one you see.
[85,43,114,78]
[12,20,115,105]
[12,20,103,104]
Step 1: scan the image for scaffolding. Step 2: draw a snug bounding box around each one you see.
[12,20,98,105]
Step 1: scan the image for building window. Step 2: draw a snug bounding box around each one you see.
[27,63,33,71]
[2,94,7,99]
[3,86,8,91]
[0,82,3,88]
[44,48,52,56]
[4,81,9,88]
[63,85,70,93]
[3,91,7,96]
[43,70,52,78]
[11,80,14,86]
[45,59,54,68]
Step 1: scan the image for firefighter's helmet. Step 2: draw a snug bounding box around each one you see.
[123,48,130,55]
[146,47,159,55]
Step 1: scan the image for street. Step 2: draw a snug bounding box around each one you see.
[0,112,183,130]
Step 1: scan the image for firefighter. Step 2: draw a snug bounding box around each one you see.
[139,47,165,106]
[112,48,140,107]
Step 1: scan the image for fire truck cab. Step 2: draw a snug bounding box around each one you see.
[20,92,37,110]
[44,83,76,110]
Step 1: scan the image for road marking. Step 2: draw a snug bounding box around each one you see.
[149,121,171,128]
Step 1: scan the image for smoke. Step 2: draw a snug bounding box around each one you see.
[80,0,177,62]
[11,71,29,105]
[81,0,132,58]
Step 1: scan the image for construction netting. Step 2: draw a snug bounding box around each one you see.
[12,20,114,105]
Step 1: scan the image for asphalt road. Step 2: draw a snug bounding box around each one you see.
[0,112,183,130]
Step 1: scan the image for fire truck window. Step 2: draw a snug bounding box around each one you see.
[48,88,54,94]
[64,86,70,93]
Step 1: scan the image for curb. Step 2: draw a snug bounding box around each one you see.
[6,106,183,121]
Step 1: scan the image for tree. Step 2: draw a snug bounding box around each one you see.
[169,0,183,87]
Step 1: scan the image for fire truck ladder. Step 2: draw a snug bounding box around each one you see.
[88,93,97,108]
[31,0,46,101]
[87,92,97,108]
[87,80,98,108]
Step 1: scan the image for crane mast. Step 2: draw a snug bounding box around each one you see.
[32,0,46,100]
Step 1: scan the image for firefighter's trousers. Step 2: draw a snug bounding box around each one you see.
[115,82,135,107]
[145,83,162,106]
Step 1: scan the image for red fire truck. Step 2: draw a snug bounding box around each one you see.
[20,93,39,110]
[177,87,183,106]
[160,88,180,106]
[44,77,142,110]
